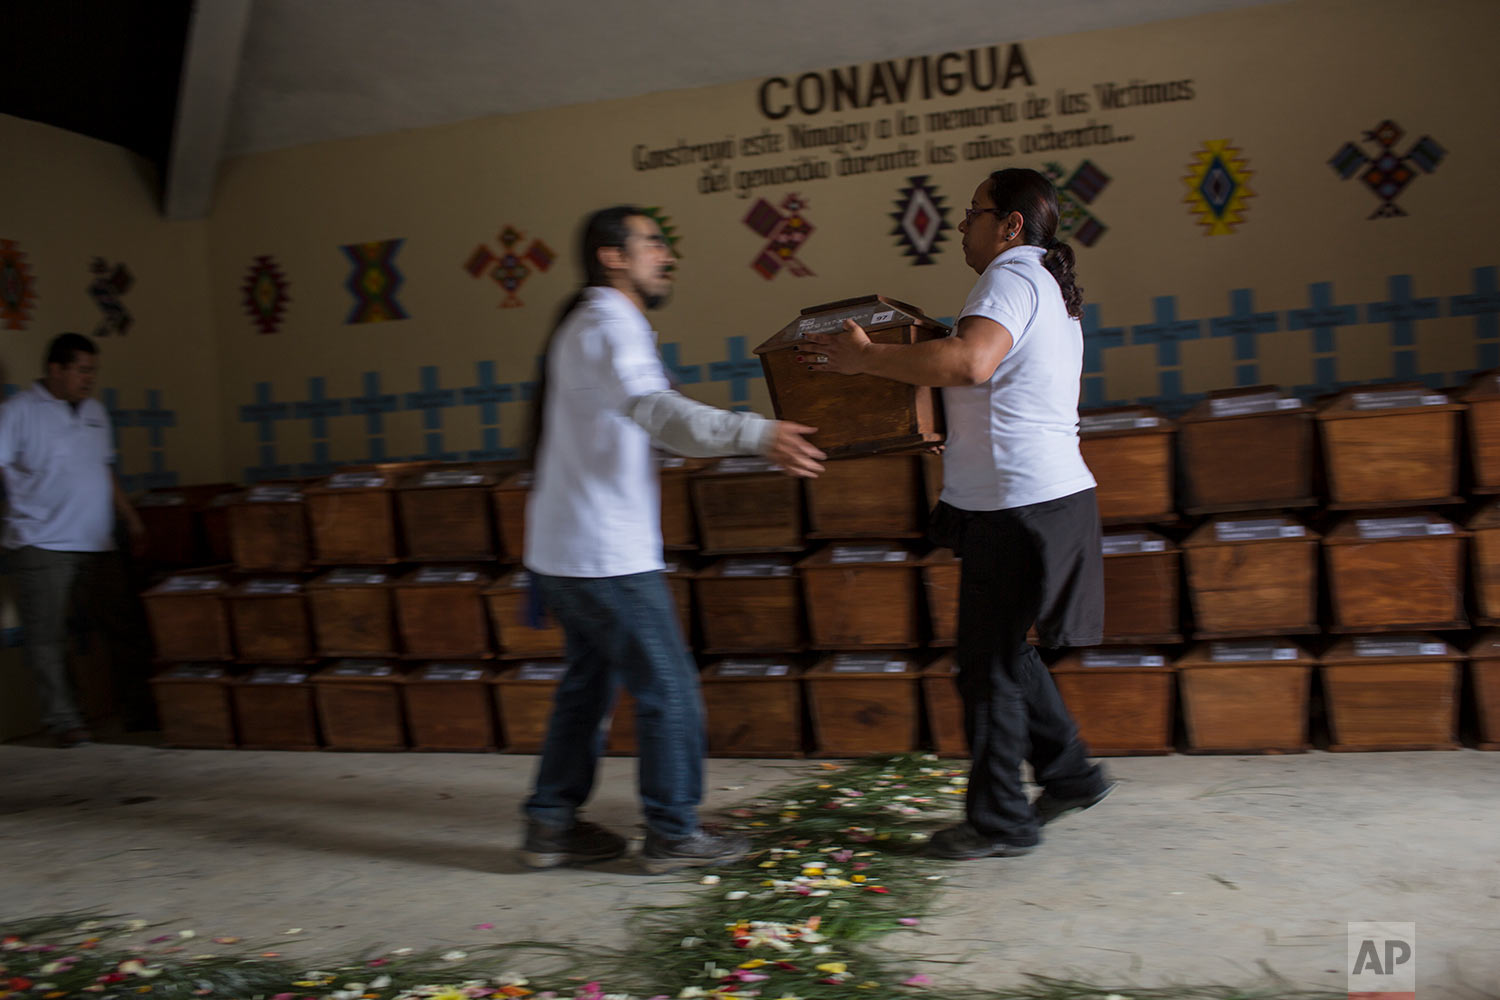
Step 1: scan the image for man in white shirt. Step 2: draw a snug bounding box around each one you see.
[521,206,823,874]
[0,333,145,747]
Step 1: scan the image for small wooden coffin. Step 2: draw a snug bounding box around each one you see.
[1463,632,1500,749]
[1320,635,1461,751]
[1176,387,1317,514]
[491,470,533,562]
[394,565,495,659]
[490,660,565,753]
[1181,515,1320,638]
[484,568,566,660]
[695,556,804,653]
[310,659,406,751]
[1100,530,1181,643]
[664,557,696,643]
[135,484,236,566]
[920,549,959,647]
[701,656,804,757]
[804,454,928,539]
[920,653,967,757]
[1078,407,1176,524]
[305,470,401,565]
[403,662,498,751]
[1466,502,1500,625]
[803,652,921,756]
[232,664,319,750]
[397,465,499,561]
[227,577,314,663]
[690,457,804,554]
[660,456,707,549]
[227,484,311,572]
[799,542,922,649]
[149,662,237,748]
[1323,512,1467,632]
[1315,384,1462,508]
[1457,370,1500,494]
[142,572,234,662]
[202,490,236,564]
[1174,640,1312,753]
[1050,647,1174,755]
[306,568,399,658]
[754,295,950,457]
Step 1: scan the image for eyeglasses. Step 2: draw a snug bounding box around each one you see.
[962,206,1005,224]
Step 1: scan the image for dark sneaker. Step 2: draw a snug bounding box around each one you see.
[640,827,750,875]
[57,728,94,748]
[521,819,627,870]
[925,822,1036,860]
[1034,781,1117,826]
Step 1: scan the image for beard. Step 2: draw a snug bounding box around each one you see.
[636,274,672,311]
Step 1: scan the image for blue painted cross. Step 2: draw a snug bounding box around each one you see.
[1452,266,1500,370]
[462,360,519,462]
[1080,303,1126,408]
[1367,275,1439,379]
[1210,289,1279,386]
[710,336,761,411]
[1131,296,1201,402]
[135,389,178,488]
[295,377,344,476]
[350,371,399,463]
[660,342,704,387]
[404,365,459,462]
[1286,282,1360,389]
[237,381,292,481]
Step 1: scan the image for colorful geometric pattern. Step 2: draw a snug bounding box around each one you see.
[744,194,815,279]
[890,175,951,266]
[1329,120,1446,219]
[341,239,409,323]
[641,207,683,260]
[464,225,554,308]
[242,255,290,334]
[87,257,134,337]
[0,238,38,331]
[1045,161,1110,247]
[1183,140,1254,235]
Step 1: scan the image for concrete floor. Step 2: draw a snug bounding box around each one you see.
[1,741,1496,998]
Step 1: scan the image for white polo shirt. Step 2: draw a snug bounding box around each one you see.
[524,286,672,578]
[0,382,117,552]
[940,245,1096,511]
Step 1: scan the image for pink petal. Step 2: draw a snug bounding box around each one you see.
[902,974,934,986]
[898,918,920,926]
[474,923,495,930]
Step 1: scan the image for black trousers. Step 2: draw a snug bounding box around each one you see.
[944,489,1107,846]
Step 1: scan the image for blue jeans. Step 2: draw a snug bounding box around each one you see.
[523,570,704,839]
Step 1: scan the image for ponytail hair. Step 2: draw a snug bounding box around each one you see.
[986,168,1084,319]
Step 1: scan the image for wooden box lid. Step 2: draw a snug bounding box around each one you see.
[796,542,917,570]
[151,662,234,683]
[1323,511,1466,545]
[1455,369,1500,403]
[658,455,710,477]
[231,483,307,505]
[698,555,799,580]
[397,465,501,491]
[406,662,496,683]
[696,456,787,479]
[805,651,920,678]
[305,470,395,495]
[919,549,959,567]
[230,576,307,599]
[1320,634,1463,665]
[662,556,698,578]
[308,567,396,589]
[1174,639,1314,668]
[1178,385,1312,423]
[753,294,948,355]
[702,656,803,681]
[237,664,314,686]
[493,469,535,493]
[1464,631,1500,660]
[1052,646,1174,672]
[1078,405,1174,438]
[1465,501,1500,531]
[1101,529,1176,557]
[395,564,496,588]
[482,567,536,594]
[1182,514,1319,548]
[1315,383,1461,419]
[923,651,957,675]
[311,659,405,683]
[144,572,232,598]
[491,660,568,684]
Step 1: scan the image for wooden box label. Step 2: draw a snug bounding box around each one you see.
[1102,533,1166,555]
[420,469,485,487]
[244,579,303,595]
[1350,389,1447,410]
[249,667,308,684]
[831,653,907,673]
[658,456,688,470]
[326,569,390,586]
[1209,641,1298,662]
[1080,649,1166,667]
[1080,412,1160,433]
[247,485,303,503]
[721,558,793,578]
[714,457,781,475]
[158,575,224,593]
[422,664,485,681]
[1355,516,1454,539]
[516,662,567,681]
[788,302,917,340]
[327,472,388,489]
[507,570,533,589]
[1215,519,1305,542]
[1352,637,1448,657]
[329,660,394,677]
[1207,393,1302,417]
[415,567,482,584]
[718,659,792,677]
[137,493,187,508]
[163,663,226,680]
[830,544,909,564]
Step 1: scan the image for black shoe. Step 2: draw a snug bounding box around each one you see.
[521,819,627,870]
[640,827,750,875]
[1034,781,1117,826]
[925,822,1036,860]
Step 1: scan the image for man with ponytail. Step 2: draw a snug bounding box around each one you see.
[520,205,825,874]
[804,168,1112,860]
